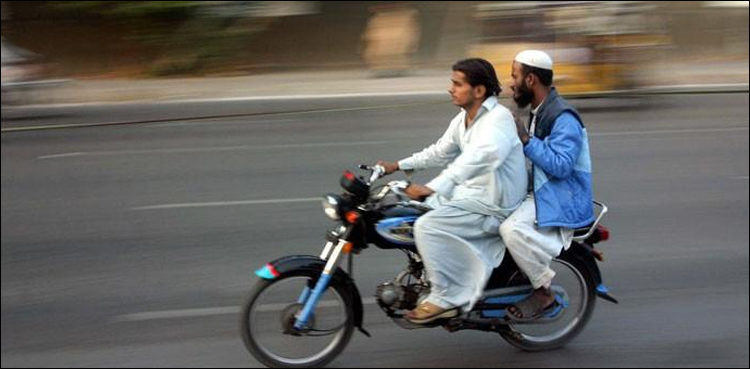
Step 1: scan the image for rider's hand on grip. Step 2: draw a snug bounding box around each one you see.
[376,160,399,175]
[405,183,434,201]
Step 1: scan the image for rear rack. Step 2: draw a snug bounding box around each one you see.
[571,201,608,242]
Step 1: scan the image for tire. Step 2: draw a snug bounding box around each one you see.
[499,252,597,351]
[240,269,355,368]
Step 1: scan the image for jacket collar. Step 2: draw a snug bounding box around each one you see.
[536,87,559,117]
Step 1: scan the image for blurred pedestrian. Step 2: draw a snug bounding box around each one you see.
[361,3,420,77]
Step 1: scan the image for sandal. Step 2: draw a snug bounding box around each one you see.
[506,292,559,322]
[406,301,458,324]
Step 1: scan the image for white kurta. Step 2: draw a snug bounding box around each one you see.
[398,97,527,216]
[398,96,527,311]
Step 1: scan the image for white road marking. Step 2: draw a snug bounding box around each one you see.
[131,197,320,210]
[143,101,436,128]
[38,127,748,160]
[37,140,392,160]
[112,297,378,322]
[113,306,241,322]
[589,127,748,137]
[36,152,85,159]
[147,118,300,128]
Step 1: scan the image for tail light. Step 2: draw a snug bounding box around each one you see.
[597,225,610,242]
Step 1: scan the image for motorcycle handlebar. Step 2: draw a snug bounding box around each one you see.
[359,164,386,185]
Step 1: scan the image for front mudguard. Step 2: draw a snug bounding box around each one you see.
[256,255,370,336]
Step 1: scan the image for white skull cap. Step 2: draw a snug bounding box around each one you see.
[514,50,553,70]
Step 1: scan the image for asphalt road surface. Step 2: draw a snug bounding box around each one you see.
[2,93,748,367]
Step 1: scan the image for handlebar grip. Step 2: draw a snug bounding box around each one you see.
[367,165,384,184]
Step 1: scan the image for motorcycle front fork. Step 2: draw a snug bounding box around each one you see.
[293,239,348,330]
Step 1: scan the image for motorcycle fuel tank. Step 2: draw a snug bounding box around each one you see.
[375,216,418,246]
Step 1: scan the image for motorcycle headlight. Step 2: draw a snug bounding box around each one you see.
[321,194,341,220]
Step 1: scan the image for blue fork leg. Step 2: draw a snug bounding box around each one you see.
[294,240,346,330]
[294,273,332,330]
[297,286,312,304]
[294,241,333,306]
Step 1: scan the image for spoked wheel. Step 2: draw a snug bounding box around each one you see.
[499,253,596,351]
[240,270,355,368]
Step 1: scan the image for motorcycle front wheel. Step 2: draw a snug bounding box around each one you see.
[240,269,355,368]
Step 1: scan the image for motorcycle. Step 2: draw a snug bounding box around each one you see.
[240,165,616,368]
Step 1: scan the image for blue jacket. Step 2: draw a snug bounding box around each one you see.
[524,87,595,228]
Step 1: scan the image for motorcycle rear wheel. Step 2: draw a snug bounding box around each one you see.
[499,252,596,351]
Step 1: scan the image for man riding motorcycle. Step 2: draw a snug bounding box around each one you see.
[377,58,527,324]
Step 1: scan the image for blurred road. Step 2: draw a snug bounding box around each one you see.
[2,93,748,367]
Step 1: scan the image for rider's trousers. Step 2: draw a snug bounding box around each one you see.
[499,195,573,290]
[414,202,507,312]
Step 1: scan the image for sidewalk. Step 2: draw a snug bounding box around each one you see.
[14,69,451,106]
[5,60,748,107]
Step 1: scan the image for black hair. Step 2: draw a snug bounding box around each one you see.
[452,58,502,98]
[520,64,553,87]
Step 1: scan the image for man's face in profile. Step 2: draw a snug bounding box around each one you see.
[511,62,534,109]
[449,70,480,108]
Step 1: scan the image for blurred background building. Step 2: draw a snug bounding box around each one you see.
[1,1,748,96]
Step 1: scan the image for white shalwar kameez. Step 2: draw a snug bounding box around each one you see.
[397,96,527,312]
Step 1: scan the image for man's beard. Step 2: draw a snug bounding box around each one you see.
[513,82,534,108]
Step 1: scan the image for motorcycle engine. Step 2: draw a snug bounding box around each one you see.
[375,281,426,311]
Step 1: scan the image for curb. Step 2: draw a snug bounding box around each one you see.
[2,84,747,132]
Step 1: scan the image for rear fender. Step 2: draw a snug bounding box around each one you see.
[565,244,618,304]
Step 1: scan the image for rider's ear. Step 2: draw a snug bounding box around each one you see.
[474,85,486,100]
[525,73,535,88]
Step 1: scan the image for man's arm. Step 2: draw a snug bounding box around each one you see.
[426,112,515,199]
[523,112,583,179]
[377,119,461,175]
